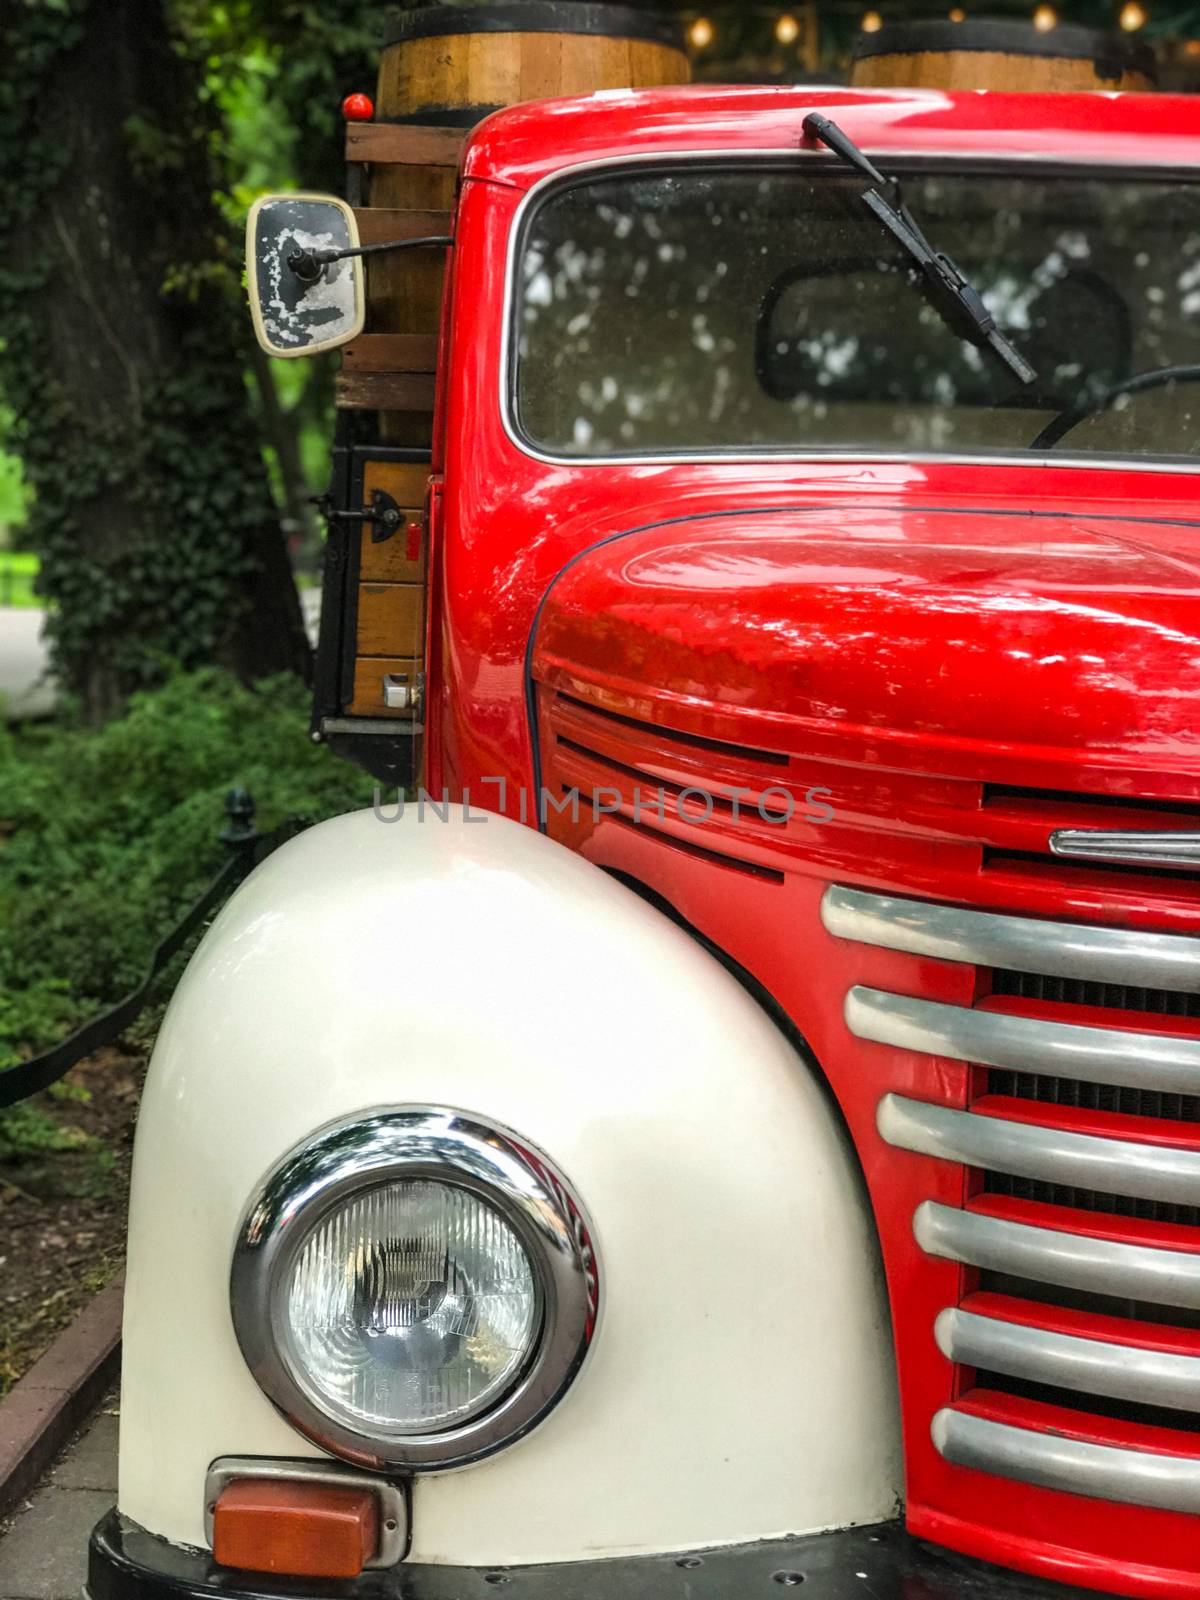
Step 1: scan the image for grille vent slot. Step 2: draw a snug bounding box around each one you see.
[547,691,790,883]
[986,1066,1200,1125]
[554,692,789,768]
[981,1169,1200,1230]
[982,784,1200,821]
[985,847,1200,886]
[979,1269,1200,1332]
[972,1367,1200,1435]
[604,808,784,884]
[992,969,1200,1019]
[556,736,791,824]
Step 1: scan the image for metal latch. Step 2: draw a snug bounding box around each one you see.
[313,488,404,543]
[383,670,424,713]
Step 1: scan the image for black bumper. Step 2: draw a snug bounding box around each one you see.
[89,1508,1097,1600]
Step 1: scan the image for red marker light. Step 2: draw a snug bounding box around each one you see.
[342,93,374,123]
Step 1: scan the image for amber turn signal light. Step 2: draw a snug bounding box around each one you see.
[212,1477,379,1579]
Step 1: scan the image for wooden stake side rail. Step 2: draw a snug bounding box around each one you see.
[341,334,439,374]
[337,194,455,412]
[335,371,438,411]
[345,122,467,167]
[354,206,453,245]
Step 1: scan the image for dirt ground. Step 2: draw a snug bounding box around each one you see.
[0,1048,143,1393]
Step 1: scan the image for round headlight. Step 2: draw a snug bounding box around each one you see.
[231,1109,599,1470]
[286,1179,538,1433]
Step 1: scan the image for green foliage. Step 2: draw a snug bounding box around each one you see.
[0,1100,89,1165]
[0,668,374,1092]
[0,552,38,607]
[0,404,32,539]
[177,0,380,192]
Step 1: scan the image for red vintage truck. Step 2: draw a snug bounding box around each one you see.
[89,15,1200,1600]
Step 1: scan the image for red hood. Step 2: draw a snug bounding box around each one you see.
[532,505,1200,789]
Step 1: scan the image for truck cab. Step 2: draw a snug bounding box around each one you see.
[91,80,1200,1600]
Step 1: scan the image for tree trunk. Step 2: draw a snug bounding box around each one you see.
[0,0,310,721]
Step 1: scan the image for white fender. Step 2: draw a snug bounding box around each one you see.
[119,807,901,1564]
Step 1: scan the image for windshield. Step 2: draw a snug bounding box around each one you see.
[511,163,1200,463]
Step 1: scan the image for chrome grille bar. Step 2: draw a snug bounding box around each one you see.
[848,987,1200,1097]
[933,1408,1200,1516]
[882,1094,1200,1207]
[822,885,1200,992]
[914,1201,1200,1310]
[936,1307,1200,1413]
[1051,829,1200,873]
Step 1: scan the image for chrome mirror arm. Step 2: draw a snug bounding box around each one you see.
[287,233,454,283]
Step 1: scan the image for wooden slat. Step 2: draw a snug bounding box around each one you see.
[360,526,425,584]
[346,122,466,168]
[342,335,439,374]
[354,207,453,246]
[363,460,430,506]
[349,656,423,718]
[336,371,437,412]
[357,583,425,657]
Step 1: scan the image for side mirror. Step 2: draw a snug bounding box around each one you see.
[246,193,365,359]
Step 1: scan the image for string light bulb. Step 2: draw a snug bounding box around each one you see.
[1184,35,1200,53]
[775,13,801,42]
[1118,1,1147,28]
[1032,3,1057,29]
[949,7,965,18]
[688,16,715,47]
[861,10,884,30]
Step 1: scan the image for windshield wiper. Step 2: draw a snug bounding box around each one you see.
[802,112,1036,387]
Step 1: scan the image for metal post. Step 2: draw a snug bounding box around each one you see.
[220,787,260,882]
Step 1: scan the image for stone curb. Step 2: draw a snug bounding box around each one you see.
[0,1275,122,1521]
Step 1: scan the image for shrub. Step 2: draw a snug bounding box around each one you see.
[0,669,374,1152]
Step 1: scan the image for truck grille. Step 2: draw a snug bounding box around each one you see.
[824,883,1200,1518]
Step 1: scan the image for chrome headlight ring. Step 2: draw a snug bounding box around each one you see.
[230,1107,600,1471]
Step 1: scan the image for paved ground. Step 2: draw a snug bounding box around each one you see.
[0,1404,116,1599]
[0,610,54,721]
[301,587,321,646]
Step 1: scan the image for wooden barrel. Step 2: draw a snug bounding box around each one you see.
[850,18,1156,92]
[366,2,689,444]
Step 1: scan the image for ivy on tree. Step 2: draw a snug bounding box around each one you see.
[0,0,312,720]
